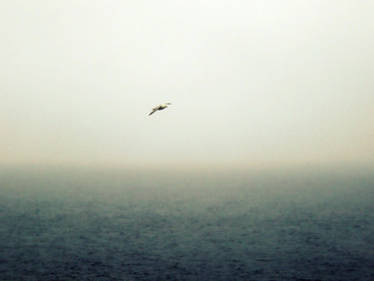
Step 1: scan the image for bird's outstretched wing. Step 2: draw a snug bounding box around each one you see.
[148,105,160,116]
[148,105,162,116]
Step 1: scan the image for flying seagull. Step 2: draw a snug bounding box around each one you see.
[148,102,171,116]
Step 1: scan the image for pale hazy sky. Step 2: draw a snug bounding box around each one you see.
[1,0,373,168]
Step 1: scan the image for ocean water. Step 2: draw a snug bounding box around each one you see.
[0,166,373,281]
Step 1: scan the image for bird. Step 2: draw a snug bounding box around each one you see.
[148,102,172,116]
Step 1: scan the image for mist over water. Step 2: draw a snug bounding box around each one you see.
[1,0,374,167]
[2,1,374,279]
[1,165,373,280]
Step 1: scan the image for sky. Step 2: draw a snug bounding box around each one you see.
[1,0,373,168]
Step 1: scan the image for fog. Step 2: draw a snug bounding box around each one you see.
[1,0,373,168]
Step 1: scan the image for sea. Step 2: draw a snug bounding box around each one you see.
[0,165,373,281]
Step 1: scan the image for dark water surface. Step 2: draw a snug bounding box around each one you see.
[0,166,373,281]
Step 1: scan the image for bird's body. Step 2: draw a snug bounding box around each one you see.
[148,103,171,116]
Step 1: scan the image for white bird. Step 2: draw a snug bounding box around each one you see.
[148,102,172,116]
